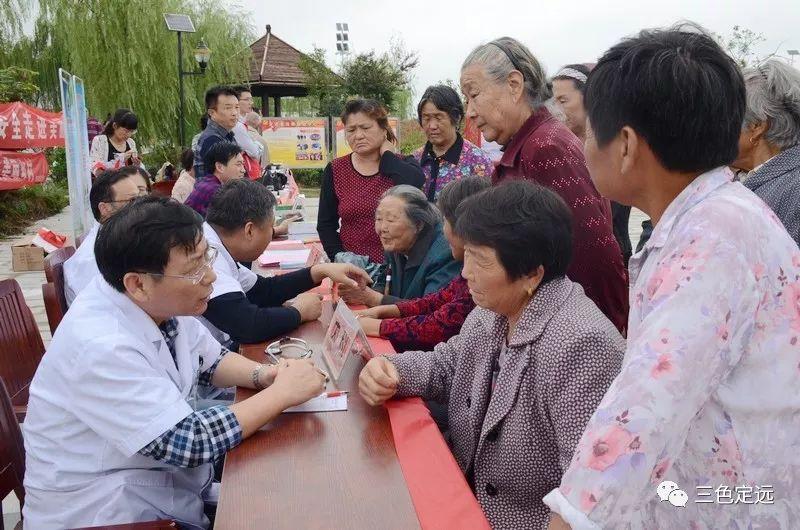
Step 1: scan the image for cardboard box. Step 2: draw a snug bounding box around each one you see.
[11,238,45,272]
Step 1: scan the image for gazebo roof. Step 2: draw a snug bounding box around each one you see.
[248,25,334,97]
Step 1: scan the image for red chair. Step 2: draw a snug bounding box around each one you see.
[0,377,176,530]
[151,180,175,198]
[42,246,75,335]
[0,280,45,421]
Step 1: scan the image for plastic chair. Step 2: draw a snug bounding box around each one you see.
[0,280,45,421]
[42,246,75,334]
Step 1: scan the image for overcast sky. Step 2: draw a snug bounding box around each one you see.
[239,0,799,97]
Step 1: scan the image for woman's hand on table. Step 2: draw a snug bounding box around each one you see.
[289,293,323,322]
[338,283,383,307]
[354,305,401,319]
[357,316,382,337]
[359,357,399,406]
[310,263,372,289]
[271,359,327,408]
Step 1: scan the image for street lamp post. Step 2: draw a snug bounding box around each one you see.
[164,14,212,147]
[788,50,799,66]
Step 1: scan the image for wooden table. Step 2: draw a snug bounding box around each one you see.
[214,302,421,530]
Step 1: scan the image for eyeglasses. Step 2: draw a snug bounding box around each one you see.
[142,246,218,285]
[106,191,149,205]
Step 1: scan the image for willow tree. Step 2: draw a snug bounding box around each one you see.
[23,0,254,144]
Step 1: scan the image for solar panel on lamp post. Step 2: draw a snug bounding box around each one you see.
[164,14,212,148]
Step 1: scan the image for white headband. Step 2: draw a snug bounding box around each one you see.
[555,68,588,84]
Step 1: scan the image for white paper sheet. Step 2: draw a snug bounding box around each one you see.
[282,393,348,413]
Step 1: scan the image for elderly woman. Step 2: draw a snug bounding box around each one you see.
[339,185,461,308]
[318,99,425,263]
[460,38,628,333]
[732,59,800,245]
[359,181,624,528]
[413,85,493,201]
[356,176,490,351]
[553,63,633,264]
[544,28,800,530]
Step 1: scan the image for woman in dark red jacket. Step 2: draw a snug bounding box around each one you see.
[459,37,629,334]
[317,99,425,263]
[356,176,490,351]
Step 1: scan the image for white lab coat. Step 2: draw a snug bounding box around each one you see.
[22,277,224,530]
[197,222,259,345]
[63,222,100,305]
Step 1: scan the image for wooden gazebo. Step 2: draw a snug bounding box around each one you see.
[248,25,332,116]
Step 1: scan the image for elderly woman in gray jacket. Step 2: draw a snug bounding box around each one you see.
[359,181,624,529]
[733,59,800,244]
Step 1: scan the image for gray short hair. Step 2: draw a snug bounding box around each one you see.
[461,37,551,109]
[245,111,261,128]
[742,59,800,150]
[381,185,441,231]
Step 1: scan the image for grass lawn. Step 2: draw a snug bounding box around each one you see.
[299,187,320,198]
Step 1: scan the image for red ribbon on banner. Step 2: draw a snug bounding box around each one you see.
[366,336,492,530]
[0,101,65,149]
[0,150,49,190]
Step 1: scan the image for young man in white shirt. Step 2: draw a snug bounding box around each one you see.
[231,85,264,163]
[201,178,371,347]
[63,166,150,305]
[23,196,326,529]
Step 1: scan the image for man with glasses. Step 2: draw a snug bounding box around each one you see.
[22,196,327,529]
[231,85,264,166]
[64,166,151,304]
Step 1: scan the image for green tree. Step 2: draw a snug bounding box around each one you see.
[0,66,39,102]
[1,0,254,145]
[300,37,419,117]
[298,46,347,117]
[714,25,767,68]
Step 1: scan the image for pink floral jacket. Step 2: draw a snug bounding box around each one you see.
[545,167,800,529]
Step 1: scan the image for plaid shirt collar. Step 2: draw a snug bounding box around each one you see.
[158,317,180,365]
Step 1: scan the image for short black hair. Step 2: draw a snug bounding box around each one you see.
[180,148,195,172]
[90,168,140,221]
[207,179,277,231]
[585,24,745,172]
[203,141,242,176]
[117,165,152,192]
[205,85,238,110]
[553,63,592,93]
[95,196,203,292]
[455,181,572,283]
[437,176,491,224]
[230,84,251,98]
[417,85,464,127]
[101,108,138,137]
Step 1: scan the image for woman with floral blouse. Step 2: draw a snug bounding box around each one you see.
[413,85,493,201]
[545,25,800,530]
[356,176,490,351]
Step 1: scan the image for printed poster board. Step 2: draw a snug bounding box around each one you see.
[260,117,328,169]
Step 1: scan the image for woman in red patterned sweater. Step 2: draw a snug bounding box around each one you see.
[356,176,490,351]
[317,99,425,263]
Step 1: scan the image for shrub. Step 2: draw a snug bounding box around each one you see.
[0,180,69,237]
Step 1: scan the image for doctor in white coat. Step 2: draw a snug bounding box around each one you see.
[63,166,150,305]
[23,196,326,529]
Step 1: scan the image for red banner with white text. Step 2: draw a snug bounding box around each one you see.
[0,151,49,190]
[0,101,65,149]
